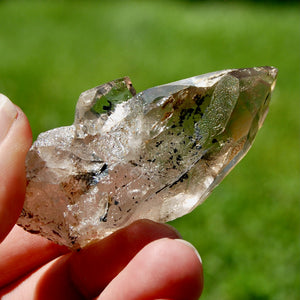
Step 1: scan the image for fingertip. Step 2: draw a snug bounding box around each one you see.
[68,220,183,299]
[174,238,202,264]
[149,238,204,298]
[99,238,203,300]
[172,238,204,297]
[0,98,32,242]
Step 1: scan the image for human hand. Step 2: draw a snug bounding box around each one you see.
[0,94,203,300]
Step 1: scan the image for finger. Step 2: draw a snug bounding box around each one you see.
[0,225,69,288]
[99,238,203,300]
[0,94,32,242]
[0,220,181,299]
[0,254,79,300]
[68,219,182,298]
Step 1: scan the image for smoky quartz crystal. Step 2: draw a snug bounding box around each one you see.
[18,67,278,249]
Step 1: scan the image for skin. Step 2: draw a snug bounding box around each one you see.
[0,95,203,300]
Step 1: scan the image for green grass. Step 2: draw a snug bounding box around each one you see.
[1,1,299,299]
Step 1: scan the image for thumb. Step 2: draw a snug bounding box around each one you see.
[0,94,32,242]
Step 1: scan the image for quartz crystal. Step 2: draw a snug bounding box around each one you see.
[18,67,278,249]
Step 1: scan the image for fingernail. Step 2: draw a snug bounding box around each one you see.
[175,239,202,264]
[0,94,18,144]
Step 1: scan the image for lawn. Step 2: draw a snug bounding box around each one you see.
[0,1,299,299]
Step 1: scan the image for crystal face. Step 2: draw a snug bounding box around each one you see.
[18,67,278,249]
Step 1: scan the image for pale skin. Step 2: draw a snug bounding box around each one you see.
[0,94,203,300]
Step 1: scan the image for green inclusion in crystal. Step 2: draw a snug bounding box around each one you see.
[91,79,133,115]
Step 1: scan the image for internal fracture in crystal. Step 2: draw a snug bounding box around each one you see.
[18,67,278,249]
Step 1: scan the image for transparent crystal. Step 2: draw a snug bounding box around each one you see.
[18,67,278,249]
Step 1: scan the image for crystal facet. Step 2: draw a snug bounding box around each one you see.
[18,67,278,249]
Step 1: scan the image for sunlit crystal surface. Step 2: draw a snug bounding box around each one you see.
[18,67,278,249]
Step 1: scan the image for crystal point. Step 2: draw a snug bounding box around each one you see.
[18,67,278,249]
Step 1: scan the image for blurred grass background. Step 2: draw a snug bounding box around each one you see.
[0,0,299,299]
